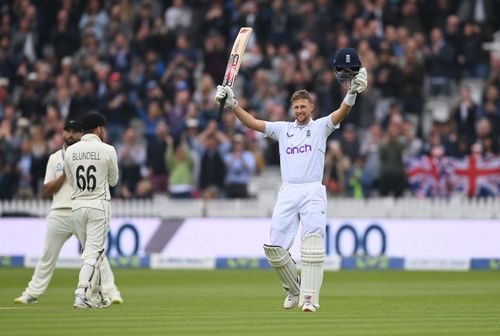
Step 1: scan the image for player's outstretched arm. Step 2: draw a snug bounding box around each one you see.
[330,67,368,125]
[215,85,266,133]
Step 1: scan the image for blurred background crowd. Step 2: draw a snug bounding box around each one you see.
[0,0,499,201]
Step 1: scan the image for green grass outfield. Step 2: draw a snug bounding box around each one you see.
[1,268,499,336]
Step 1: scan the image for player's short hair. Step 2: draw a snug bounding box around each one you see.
[290,89,314,104]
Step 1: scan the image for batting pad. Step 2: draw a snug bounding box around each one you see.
[263,244,300,295]
[299,233,325,308]
[76,249,104,300]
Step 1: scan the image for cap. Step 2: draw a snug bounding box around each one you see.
[82,112,106,131]
[64,119,82,131]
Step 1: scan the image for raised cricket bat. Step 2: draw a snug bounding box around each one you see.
[217,27,253,121]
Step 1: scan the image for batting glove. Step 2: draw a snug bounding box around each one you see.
[215,85,238,110]
[349,67,368,94]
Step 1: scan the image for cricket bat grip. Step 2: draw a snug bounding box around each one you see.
[217,96,226,121]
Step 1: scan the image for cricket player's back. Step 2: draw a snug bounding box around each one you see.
[64,133,119,210]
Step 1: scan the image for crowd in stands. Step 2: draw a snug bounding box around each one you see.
[0,0,499,200]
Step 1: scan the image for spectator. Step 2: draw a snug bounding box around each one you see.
[30,124,49,197]
[116,127,146,197]
[359,124,383,197]
[165,137,194,199]
[78,0,109,42]
[223,134,256,198]
[458,22,489,79]
[193,120,230,196]
[339,123,360,164]
[378,120,408,197]
[0,157,15,200]
[202,30,226,84]
[427,27,456,95]
[324,140,350,196]
[146,121,170,193]
[399,38,425,133]
[452,84,478,144]
[15,138,34,199]
[164,0,193,35]
[108,32,132,73]
[102,71,136,144]
[475,117,499,156]
[51,8,79,60]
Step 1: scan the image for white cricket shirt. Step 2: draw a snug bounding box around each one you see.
[64,134,119,210]
[44,148,72,210]
[264,116,339,184]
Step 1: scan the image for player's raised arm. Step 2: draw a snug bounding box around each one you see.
[215,85,266,133]
[330,48,368,126]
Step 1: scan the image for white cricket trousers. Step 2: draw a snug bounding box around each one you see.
[270,182,327,250]
[23,209,119,297]
[73,201,111,261]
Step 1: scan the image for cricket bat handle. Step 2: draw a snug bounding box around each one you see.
[216,96,227,122]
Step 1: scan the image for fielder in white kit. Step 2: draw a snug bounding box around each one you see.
[64,112,119,308]
[216,48,368,312]
[14,119,123,306]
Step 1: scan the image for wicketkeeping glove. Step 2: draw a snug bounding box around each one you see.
[215,85,238,110]
[349,67,368,94]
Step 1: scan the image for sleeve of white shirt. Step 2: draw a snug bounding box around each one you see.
[108,147,119,187]
[319,115,339,137]
[43,154,56,185]
[63,152,74,188]
[264,121,287,140]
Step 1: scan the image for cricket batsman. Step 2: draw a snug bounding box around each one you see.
[216,48,368,312]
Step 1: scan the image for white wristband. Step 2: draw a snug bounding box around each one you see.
[343,92,357,106]
[224,99,238,112]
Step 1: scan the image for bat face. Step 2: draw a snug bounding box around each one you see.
[217,27,252,121]
[223,54,240,86]
[221,27,252,88]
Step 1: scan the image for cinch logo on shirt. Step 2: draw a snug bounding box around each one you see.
[286,144,312,154]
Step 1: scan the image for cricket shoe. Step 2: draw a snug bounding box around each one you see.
[110,291,123,304]
[301,295,317,313]
[302,302,317,312]
[283,292,299,309]
[14,294,38,304]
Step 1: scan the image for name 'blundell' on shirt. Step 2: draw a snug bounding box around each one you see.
[72,152,101,160]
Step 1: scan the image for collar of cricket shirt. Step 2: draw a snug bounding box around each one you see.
[81,133,102,142]
[293,118,312,128]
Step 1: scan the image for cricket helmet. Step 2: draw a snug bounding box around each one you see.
[333,48,361,84]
